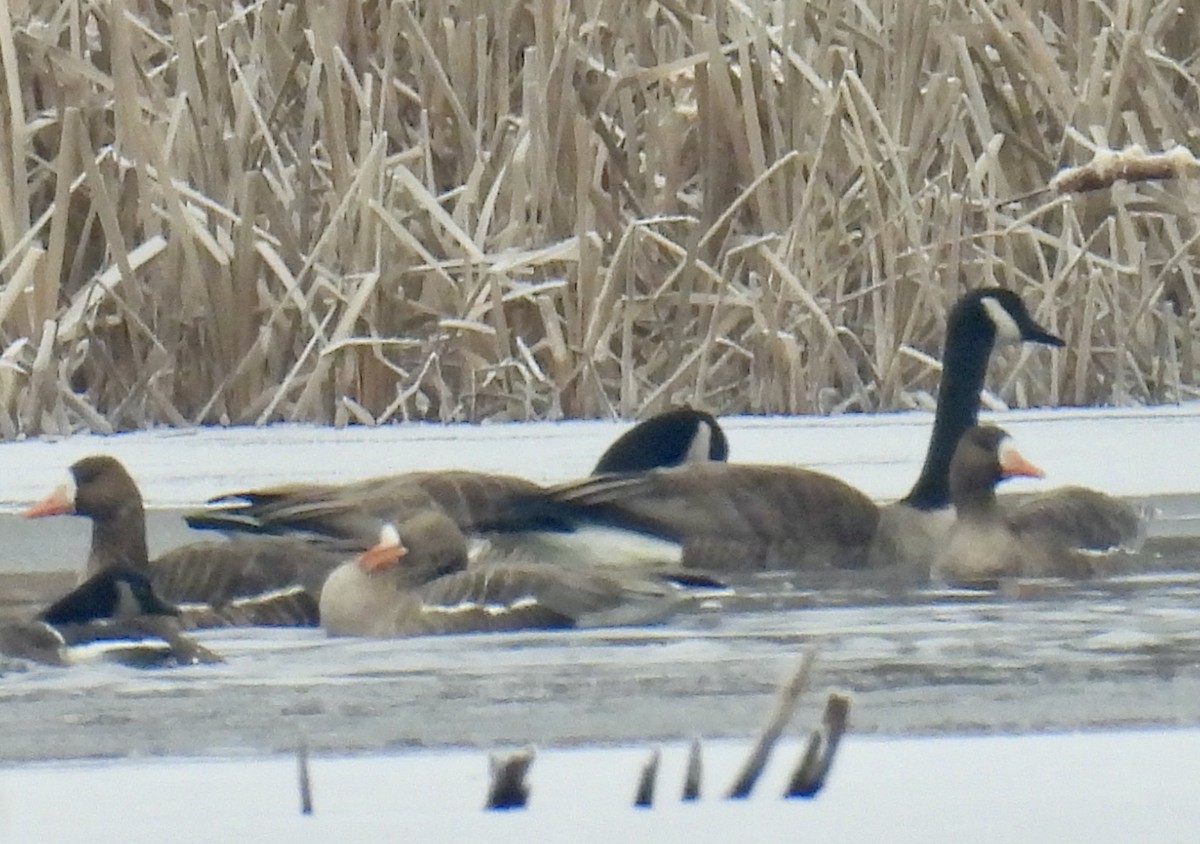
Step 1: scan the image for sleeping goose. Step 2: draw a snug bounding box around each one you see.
[931,425,1121,584]
[319,511,703,637]
[591,407,728,473]
[545,288,1069,572]
[0,568,221,667]
[24,455,351,627]
[183,407,728,565]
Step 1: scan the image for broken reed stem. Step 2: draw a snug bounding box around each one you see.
[485,745,536,810]
[633,747,661,808]
[682,735,703,802]
[296,738,313,815]
[726,648,817,800]
[785,693,851,799]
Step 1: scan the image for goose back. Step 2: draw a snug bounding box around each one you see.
[548,463,881,571]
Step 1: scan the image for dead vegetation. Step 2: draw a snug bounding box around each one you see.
[1,0,1198,434]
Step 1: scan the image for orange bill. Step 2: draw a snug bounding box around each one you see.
[997,441,1045,480]
[356,538,408,573]
[23,485,75,518]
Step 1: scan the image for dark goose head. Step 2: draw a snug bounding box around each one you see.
[901,288,1062,511]
[948,425,1046,515]
[355,512,470,587]
[24,455,151,574]
[591,408,728,475]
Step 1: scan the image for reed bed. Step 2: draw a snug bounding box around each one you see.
[0,0,1197,434]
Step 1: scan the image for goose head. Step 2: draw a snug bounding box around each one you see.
[354,512,470,586]
[591,408,728,475]
[24,455,151,575]
[951,287,1065,353]
[24,455,144,522]
[949,425,1045,513]
[902,289,1062,511]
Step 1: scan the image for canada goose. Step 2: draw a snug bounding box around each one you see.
[182,407,729,565]
[319,512,703,637]
[24,456,351,627]
[591,408,728,474]
[0,568,222,667]
[547,288,1069,572]
[931,425,1122,584]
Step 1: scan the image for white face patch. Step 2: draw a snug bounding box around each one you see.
[683,420,713,464]
[421,596,539,616]
[379,522,401,549]
[61,472,79,506]
[979,295,1023,344]
[996,436,1019,467]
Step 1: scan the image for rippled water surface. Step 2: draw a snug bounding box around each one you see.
[4,546,1200,762]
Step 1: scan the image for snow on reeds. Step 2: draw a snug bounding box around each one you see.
[0,0,1197,434]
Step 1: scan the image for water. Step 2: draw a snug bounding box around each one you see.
[3,540,1200,762]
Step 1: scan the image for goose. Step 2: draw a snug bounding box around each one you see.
[23,455,352,627]
[319,511,706,637]
[591,407,728,473]
[545,288,1072,572]
[0,568,221,667]
[183,407,728,565]
[931,425,1122,584]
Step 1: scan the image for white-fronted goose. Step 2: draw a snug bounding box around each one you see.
[932,426,1119,584]
[183,408,728,564]
[547,288,1070,572]
[319,512,701,637]
[0,568,221,667]
[24,456,350,627]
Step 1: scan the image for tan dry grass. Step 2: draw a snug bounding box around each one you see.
[0,0,1197,433]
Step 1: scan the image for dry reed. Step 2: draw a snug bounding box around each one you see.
[1,0,1198,434]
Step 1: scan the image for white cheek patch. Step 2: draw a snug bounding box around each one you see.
[62,472,79,506]
[421,596,539,616]
[980,296,1023,344]
[684,421,713,464]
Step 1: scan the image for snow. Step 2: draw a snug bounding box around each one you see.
[0,403,1196,508]
[2,730,1198,843]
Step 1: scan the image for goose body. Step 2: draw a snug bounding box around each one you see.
[319,512,698,638]
[0,568,221,667]
[24,456,348,627]
[932,426,1120,584]
[185,408,728,568]
[548,288,1066,572]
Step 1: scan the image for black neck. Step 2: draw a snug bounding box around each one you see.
[901,321,994,510]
